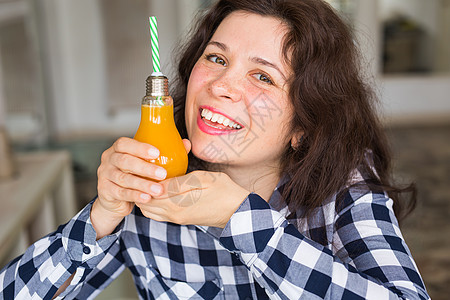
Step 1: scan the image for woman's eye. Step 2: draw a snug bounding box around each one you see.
[254,73,274,85]
[206,55,227,66]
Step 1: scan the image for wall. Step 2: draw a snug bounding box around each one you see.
[380,75,450,124]
[41,0,108,137]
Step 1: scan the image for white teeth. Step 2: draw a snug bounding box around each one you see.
[200,108,241,129]
[217,116,225,125]
[205,110,213,121]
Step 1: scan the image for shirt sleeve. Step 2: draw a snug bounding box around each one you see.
[0,199,124,299]
[219,193,430,300]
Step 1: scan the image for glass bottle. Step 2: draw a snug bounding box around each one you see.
[134,75,188,179]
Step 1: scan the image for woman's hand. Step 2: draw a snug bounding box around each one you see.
[135,171,250,228]
[92,137,191,239]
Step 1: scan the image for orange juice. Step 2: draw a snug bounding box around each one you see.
[134,101,188,179]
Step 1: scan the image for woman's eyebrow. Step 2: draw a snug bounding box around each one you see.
[251,57,287,81]
[207,40,228,51]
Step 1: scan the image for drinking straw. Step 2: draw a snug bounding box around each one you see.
[149,16,165,106]
[149,16,161,74]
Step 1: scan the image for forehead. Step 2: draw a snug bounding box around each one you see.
[211,11,288,63]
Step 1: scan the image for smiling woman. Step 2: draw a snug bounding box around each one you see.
[184,12,295,177]
[0,0,430,299]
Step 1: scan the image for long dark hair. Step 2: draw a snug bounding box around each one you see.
[172,0,416,225]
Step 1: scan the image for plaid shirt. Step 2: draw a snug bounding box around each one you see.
[0,169,429,299]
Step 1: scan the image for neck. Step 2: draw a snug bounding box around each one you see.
[211,162,281,202]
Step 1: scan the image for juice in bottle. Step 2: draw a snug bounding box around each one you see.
[134,75,188,179]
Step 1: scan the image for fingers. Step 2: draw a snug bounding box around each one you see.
[156,172,205,200]
[109,167,163,196]
[135,207,169,223]
[96,137,195,223]
[103,137,167,182]
[109,152,167,181]
[136,199,185,224]
[182,139,192,154]
[113,137,160,160]
[97,137,166,204]
[99,174,162,203]
[98,179,142,203]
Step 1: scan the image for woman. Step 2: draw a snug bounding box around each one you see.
[0,0,429,299]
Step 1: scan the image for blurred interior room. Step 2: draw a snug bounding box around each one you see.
[0,0,449,299]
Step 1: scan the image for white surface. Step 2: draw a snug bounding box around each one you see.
[380,75,450,123]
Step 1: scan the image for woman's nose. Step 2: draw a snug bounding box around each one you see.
[209,69,243,102]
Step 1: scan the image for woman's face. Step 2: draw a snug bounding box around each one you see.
[185,11,295,169]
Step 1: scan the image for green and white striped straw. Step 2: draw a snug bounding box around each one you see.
[149,16,165,106]
[149,16,161,74]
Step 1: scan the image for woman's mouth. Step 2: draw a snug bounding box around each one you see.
[197,107,243,135]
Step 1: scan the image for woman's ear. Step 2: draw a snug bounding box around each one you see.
[290,132,304,150]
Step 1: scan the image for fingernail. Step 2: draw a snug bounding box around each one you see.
[151,184,162,194]
[148,148,159,158]
[140,193,151,200]
[155,168,167,180]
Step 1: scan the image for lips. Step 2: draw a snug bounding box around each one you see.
[197,106,244,135]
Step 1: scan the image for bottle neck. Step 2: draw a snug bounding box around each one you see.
[140,74,174,126]
[141,96,173,106]
[146,75,169,97]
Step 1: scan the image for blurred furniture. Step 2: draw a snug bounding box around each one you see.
[0,127,17,179]
[0,150,76,267]
[383,15,429,73]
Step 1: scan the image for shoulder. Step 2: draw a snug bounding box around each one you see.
[335,161,391,218]
[286,163,393,245]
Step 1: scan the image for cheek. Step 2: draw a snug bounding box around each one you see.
[245,91,289,129]
[188,63,211,94]
[185,64,207,131]
[247,93,293,143]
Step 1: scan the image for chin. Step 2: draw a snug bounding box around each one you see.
[191,141,229,165]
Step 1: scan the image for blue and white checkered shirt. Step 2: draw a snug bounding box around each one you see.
[0,168,429,299]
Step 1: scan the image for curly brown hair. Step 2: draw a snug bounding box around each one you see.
[172,0,416,224]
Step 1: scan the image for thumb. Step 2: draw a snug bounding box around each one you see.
[182,139,192,154]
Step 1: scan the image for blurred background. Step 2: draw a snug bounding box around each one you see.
[0,0,448,299]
